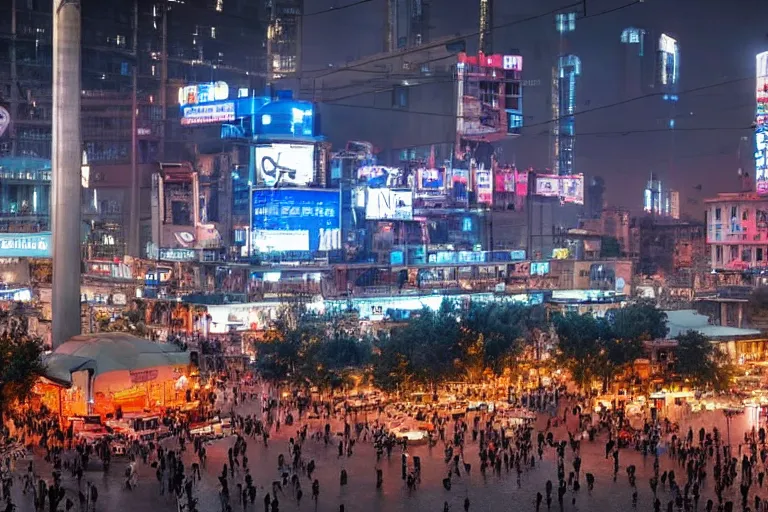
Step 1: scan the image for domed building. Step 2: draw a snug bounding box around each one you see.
[39,332,190,417]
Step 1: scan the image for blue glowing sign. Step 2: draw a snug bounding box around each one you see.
[0,232,51,258]
[251,189,340,254]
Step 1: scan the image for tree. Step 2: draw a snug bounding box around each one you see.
[373,299,461,391]
[458,302,527,379]
[673,331,732,391]
[553,312,608,390]
[609,300,668,342]
[0,313,45,419]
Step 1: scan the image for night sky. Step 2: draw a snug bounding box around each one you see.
[303,0,768,218]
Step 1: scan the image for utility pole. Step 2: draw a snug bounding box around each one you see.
[128,0,140,256]
[52,0,82,348]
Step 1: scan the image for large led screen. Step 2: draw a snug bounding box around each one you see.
[251,189,340,254]
[366,189,413,220]
[535,175,560,197]
[256,143,315,187]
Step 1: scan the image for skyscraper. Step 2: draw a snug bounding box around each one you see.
[384,0,430,52]
[266,0,303,81]
[552,12,579,176]
[619,27,651,100]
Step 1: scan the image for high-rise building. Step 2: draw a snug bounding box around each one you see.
[266,0,303,81]
[552,12,579,176]
[586,176,605,219]
[0,0,265,253]
[384,0,430,52]
[478,0,493,54]
[643,173,678,218]
[619,27,651,99]
[755,51,768,194]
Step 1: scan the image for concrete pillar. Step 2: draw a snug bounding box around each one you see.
[720,302,728,327]
[51,0,82,348]
[738,302,743,329]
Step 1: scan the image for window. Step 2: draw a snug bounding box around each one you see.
[742,248,752,263]
[743,209,749,221]
[758,248,764,262]
[715,207,721,221]
[730,245,739,261]
[731,206,737,219]
[392,86,409,108]
[211,27,216,39]
[715,245,723,264]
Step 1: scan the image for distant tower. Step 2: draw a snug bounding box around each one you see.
[657,33,680,182]
[266,0,303,82]
[619,27,649,100]
[552,12,579,176]
[479,0,493,54]
[385,0,430,52]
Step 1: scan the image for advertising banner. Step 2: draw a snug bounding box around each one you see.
[366,189,413,220]
[535,175,560,197]
[418,168,445,190]
[495,170,515,193]
[756,52,768,194]
[180,102,235,126]
[251,189,340,253]
[560,175,585,204]
[0,233,51,258]
[451,169,470,204]
[534,174,584,204]
[475,169,493,204]
[256,143,315,187]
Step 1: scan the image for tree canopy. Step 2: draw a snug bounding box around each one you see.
[673,330,731,391]
[0,312,45,418]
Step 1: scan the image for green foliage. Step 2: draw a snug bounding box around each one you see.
[553,301,663,391]
[673,330,732,391]
[0,313,45,416]
[372,299,535,390]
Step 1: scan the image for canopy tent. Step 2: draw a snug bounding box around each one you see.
[44,332,189,386]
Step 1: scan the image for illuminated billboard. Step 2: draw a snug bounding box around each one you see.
[181,102,235,126]
[560,175,585,204]
[358,166,401,188]
[534,174,584,204]
[535,175,560,197]
[475,169,493,204]
[366,189,413,220]
[256,143,315,187]
[418,168,445,190]
[0,232,51,258]
[178,81,230,106]
[451,169,470,204]
[251,188,341,254]
[757,51,768,195]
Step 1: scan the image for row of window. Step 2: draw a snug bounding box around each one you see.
[714,244,767,265]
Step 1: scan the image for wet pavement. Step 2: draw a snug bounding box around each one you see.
[7,402,766,512]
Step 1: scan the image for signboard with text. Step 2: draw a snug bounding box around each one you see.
[0,233,51,258]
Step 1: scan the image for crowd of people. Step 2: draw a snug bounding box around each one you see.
[5,370,768,512]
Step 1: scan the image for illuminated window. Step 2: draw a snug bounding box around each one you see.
[211,27,216,39]
[216,0,223,11]
[116,35,126,47]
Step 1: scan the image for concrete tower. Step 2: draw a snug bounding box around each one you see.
[479,0,493,54]
[51,0,82,347]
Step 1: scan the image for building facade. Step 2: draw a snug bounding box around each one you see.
[705,192,768,271]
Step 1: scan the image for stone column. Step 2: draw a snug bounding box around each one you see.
[51,0,82,348]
